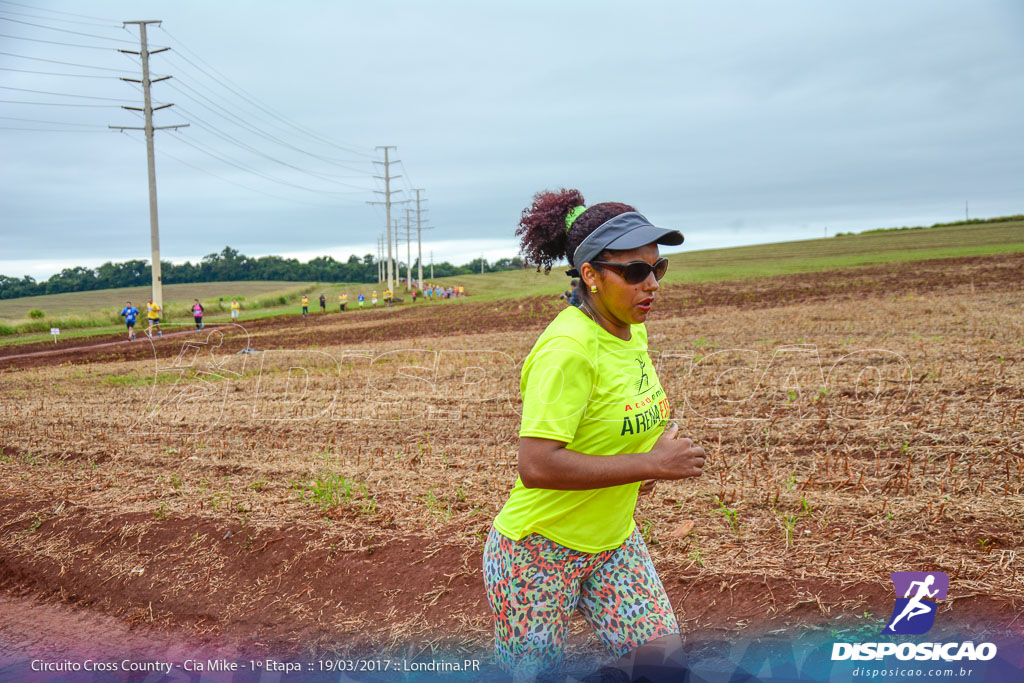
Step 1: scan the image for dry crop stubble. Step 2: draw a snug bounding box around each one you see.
[639,287,1023,627]
[0,268,1022,654]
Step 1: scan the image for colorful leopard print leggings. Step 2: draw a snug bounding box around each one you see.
[482,526,679,681]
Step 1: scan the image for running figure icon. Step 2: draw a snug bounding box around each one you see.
[888,575,938,631]
[882,571,948,635]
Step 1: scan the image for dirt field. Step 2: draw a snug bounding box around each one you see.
[1,252,1022,662]
[0,281,316,322]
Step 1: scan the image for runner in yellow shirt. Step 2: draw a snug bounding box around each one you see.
[484,188,704,680]
[301,295,309,318]
[339,292,347,312]
[371,291,378,307]
[231,298,241,320]
[383,288,393,307]
[145,299,162,338]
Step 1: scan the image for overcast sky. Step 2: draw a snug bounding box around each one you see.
[2,1,1023,280]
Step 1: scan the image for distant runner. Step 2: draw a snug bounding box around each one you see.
[319,292,327,313]
[371,291,378,307]
[339,292,347,312]
[383,288,393,307]
[191,299,204,330]
[230,298,240,320]
[119,301,139,341]
[358,293,365,309]
[301,295,309,318]
[145,299,162,338]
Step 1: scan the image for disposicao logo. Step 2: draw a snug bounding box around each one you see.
[831,571,998,662]
[883,571,948,635]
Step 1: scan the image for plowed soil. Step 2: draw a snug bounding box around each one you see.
[1,251,1022,664]
[3,252,1021,371]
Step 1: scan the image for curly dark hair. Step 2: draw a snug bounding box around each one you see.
[516,188,636,273]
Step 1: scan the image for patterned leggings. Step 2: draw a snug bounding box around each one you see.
[482,526,678,680]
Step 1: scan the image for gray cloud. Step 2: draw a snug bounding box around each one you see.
[1,0,1022,279]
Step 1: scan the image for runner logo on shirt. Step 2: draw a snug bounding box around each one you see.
[634,357,649,395]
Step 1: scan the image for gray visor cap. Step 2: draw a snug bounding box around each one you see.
[569,211,684,273]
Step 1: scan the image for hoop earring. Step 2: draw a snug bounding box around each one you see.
[590,285,597,293]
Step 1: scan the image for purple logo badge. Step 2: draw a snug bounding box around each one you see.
[883,572,949,635]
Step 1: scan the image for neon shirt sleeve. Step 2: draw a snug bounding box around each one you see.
[518,335,595,443]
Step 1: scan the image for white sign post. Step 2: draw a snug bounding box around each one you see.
[50,327,59,344]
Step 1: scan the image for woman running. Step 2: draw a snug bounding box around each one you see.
[191,299,204,330]
[484,188,706,682]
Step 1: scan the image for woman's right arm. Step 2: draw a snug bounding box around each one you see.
[518,423,706,490]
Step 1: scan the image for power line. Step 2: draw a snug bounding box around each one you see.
[0,32,129,50]
[153,48,378,172]
[134,27,385,199]
[156,25,375,160]
[0,99,121,107]
[162,126,371,200]
[0,125,107,132]
[171,102,374,191]
[0,115,106,126]
[0,85,134,101]
[119,129,337,208]
[0,7,118,28]
[162,79,372,174]
[159,47,340,159]
[0,14,401,229]
[0,0,117,23]
[0,51,128,71]
[0,66,116,78]
[0,16,139,44]
[397,159,416,191]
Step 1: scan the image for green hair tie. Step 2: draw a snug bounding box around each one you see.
[565,205,586,232]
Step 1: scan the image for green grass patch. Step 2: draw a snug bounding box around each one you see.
[0,281,319,323]
[1,220,1021,343]
[294,472,365,511]
[417,221,1024,302]
[100,372,185,387]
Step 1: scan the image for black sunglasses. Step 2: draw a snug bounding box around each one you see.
[591,257,669,284]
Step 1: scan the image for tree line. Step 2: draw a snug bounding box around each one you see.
[0,246,525,300]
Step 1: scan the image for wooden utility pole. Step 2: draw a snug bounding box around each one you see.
[110,20,187,311]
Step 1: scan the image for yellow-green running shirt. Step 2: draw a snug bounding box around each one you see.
[493,306,671,553]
